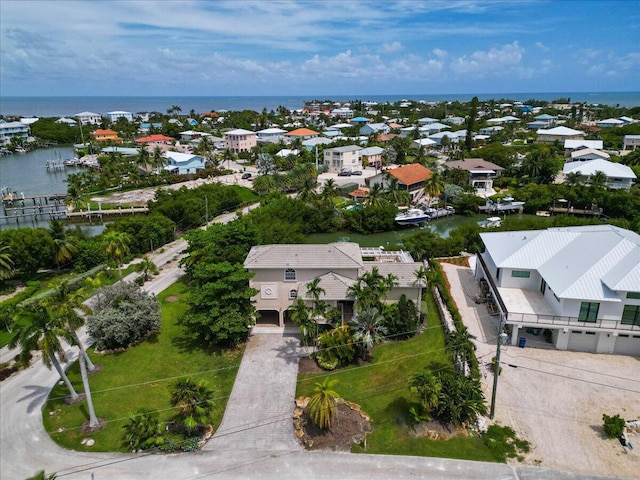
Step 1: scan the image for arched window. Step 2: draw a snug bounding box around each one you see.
[289,289,298,299]
[284,268,296,281]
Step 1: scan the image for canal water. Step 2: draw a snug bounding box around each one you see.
[0,147,99,232]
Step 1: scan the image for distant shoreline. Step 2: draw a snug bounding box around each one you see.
[2,92,639,117]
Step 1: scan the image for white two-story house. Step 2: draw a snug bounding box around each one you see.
[475,225,640,355]
[244,243,424,327]
[323,145,362,173]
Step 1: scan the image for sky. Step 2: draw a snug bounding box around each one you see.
[1,0,639,97]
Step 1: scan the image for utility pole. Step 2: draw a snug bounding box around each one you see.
[490,318,508,419]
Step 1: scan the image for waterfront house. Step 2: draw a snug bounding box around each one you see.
[163,152,205,175]
[75,111,102,125]
[536,126,585,144]
[623,135,640,150]
[224,128,257,153]
[0,121,30,145]
[105,111,133,122]
[244,243,424,327]
[91,129,122,143]
[475,224,640,355]
[323,145,362,173]
[368,163,433,203]
[564,139,604,155]
[562,159,636,190]
[444,158,504,194]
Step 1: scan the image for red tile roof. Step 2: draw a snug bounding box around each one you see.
[285,128,319,137]
[388,163,433,185]
[349,187,369,198]
[135,134,174,143]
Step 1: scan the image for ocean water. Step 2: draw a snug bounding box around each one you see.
[1,92,639,117]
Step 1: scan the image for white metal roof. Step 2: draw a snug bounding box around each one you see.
[244,243,363,269]
[564,139,604,150]
[481,225,640,301]
[537,126,583,136]
[562,159,636,179]
[225,128,255,135]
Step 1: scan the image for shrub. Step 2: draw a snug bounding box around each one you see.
[602,413,626,439]
[384,295,420,339]
[483,424,530,462]
[314,325,357,370]
[87,282,161,351]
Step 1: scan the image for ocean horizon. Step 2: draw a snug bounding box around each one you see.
[1,92,639,117]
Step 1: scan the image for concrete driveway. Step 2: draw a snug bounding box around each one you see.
[440,261,640,479]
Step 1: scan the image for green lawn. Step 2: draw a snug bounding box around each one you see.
[296,292,497,462]
[42,281,244,452]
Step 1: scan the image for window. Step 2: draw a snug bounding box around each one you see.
[578,302,599,323]
[289,289,298,299]
[511,270,531,278]
[622,305,640,326]
[284,268,296,281]
[626,292,640,300]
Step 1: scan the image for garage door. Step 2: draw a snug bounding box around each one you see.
[567,330,598,352]
[613,334,640,356]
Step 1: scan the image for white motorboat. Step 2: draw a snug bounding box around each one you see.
[478,216,502,228]
[395,208,430,225]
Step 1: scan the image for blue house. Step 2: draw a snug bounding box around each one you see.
[349,116,370,125]
[163,152,205,175]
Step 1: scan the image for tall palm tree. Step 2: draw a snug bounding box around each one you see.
[306,278,327,349]
[136,146,151,171]
[0,244,14,280]
[135,256,158,282]
[321,178,339,202]
[349,307,387,360]
[170,378,214,433]
[589,170,608,190]
[103,231,131,280]
[366,182,386,207]
[151,146,164,171]
[424,173,445,206]
[308,378,340,430]
[48,220,78,270]
[564,171,583,187]
[9,305,79,400]
[446,326,477,374]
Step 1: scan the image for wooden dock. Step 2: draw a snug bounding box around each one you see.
[549,206,603,217]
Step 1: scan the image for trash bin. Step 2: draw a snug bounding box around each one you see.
[519,337,526,348]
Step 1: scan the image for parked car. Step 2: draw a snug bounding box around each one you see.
[241,172,252,179]
[351,170,362,175]
[337,170,351,176]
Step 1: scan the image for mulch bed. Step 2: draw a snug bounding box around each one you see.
[297,401,372,451]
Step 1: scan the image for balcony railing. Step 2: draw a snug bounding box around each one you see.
[506,312,640,332]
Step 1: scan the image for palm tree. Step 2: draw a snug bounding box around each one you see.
[170,378,214,433]
[122,408,164,452]
[306,278,327,349]
[9,305,79,400]
[0,244,14,280]
[409,370,442,419]
[136,146,151,171]
[446,326,477,374]
[287,298,313,346]
[564,171,583,187]
[366,182,386,207]
[307,378,340,430]
[349,307,387,360]
[135,256,158,282]
[424,173,445,207]
[48,220,78,270]
[151,145,164,171]
[321,178,339,201]
[103,230,131,280]
[589,170,608,190]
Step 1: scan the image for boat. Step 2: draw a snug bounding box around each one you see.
[424,205,455,219]
[479,194,525,213]
[395,208,430,226]
[478,216,502,228]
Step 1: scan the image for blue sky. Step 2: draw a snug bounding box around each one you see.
[1,0,639,96]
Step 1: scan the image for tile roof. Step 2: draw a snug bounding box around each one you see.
[387,163,433,185]
[444,158,504,172]
[299,272,355,301]
[363,262,425,288]
[284,128,319,137]
[135,134,174,143]
[244,243,363,269]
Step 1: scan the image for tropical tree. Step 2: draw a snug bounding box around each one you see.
[307,378,340,430]
[384,177,411,206]
[103,230,131,279]
[349,307,387,360]
[564,171,583,187]
[122,408,165,452]
[287,298,313,346]
[136,146,151,170]
[151,145,164,170]
[436,373,487,426]
[321,178,339,201]
[0,244,14,280]
[409,370,442,421]
[135,256,158,282]
[366,183,387,207]
[48,220,78,270]
[9,305,79,400]
[306,278,327,349]
[424,173,445,206]
[446,325,477,374]
[589,170,608,190]
[170,378,214,433]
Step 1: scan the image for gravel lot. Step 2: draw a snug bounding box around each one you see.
[441,261,640,479]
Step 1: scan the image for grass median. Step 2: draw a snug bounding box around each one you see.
[43,280,244,452]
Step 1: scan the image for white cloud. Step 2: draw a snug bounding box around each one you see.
[451,42,524,75]
[432,48,447,59]
[535,42,550,52]
[380,41,403,54]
